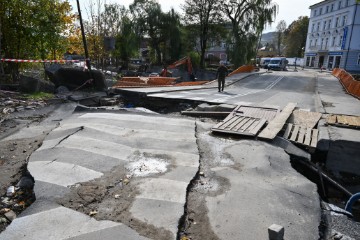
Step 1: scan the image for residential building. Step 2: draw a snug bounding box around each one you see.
[305,0,360,72]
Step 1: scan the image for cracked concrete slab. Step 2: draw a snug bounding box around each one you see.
[1,111,199,240]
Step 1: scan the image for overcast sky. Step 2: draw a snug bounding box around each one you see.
[70,0,320,32]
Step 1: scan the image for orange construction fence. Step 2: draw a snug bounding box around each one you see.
[332,68,360,99]
[228,65,255,76]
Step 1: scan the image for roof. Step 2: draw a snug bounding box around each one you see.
[309,0,333,9]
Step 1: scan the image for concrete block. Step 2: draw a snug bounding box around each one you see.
[268,224,284,240]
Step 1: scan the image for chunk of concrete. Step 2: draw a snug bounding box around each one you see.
[19,75,55,93]
[268,224,284,240]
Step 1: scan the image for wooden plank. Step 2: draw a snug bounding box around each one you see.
[297,126,306,144]
[239,118,256,132]
[217,116,238,129]
[310,129,319,148]
[246,119,260,132]
[304,128,312,146]
[233,117,250,131]
[249,119,267,135]
[283,123,293,139]
[327,115,337,124]
[258,103,297,140]
[226,117,246,130]
[291,110,322,129]
[181,111,232,117]
[290,125,300,141]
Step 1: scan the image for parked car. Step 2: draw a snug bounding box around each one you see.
[259,58,271,69]
[268,57,288,71]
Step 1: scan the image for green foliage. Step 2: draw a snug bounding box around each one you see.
[221,0,278,67]
[182,0,222,68]
[23,92,54,100]
[284,16,309,57]
[188,51,200,69]
[0,0,72,80]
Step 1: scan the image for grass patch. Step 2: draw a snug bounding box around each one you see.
[23,92,54,100]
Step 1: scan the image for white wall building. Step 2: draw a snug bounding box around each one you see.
[305,0,360,72]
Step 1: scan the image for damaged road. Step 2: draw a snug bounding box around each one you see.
[1,105,324,240]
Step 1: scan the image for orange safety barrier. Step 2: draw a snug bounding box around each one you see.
[228,65,255,76]
[174,81,209,86]
[332,68,360,99]
[113,76,178,88]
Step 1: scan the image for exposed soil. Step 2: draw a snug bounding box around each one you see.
[0,90,57,232]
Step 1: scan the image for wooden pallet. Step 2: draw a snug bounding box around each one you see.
[212,115,267,136]
[283,123,318,148]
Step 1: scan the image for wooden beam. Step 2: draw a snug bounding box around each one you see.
[258,103,297,140]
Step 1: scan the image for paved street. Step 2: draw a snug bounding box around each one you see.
[1,69,359,239]
[141,70,321,111]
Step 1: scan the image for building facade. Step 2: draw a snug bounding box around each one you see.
[305,0,360,72]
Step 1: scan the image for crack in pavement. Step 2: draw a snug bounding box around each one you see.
[52,126,84,149]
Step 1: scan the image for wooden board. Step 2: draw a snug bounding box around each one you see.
[327,114,360,128]
[258,103,297,140]
[212,116,267,136]
[290,110,322,129]
[233,105,279,121]
[283,124,319,149]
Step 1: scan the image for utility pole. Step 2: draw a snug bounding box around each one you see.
[0,17,4,76]
[76,0,93,79]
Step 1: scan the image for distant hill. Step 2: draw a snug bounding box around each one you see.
[260,32,277,44]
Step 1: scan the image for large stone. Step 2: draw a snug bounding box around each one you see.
[19,75,55,93]
[46,65,106,91]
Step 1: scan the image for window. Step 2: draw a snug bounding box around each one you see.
[315,39,318,47]
[312,23,315,32]
[335,17,339,27]
[323,21,327,30]
[321,38,324,49]
[320,8,323,15]
[342,15,347,26]
[326,6,329,13]
[325,38,329,49]
[338,1,342,9]
[310,40,313,47]
[346,0,350,7]
[339,35,343,46]
[331,4,334,11]
[358,54,360,65]
[317,22,321,31]
[328,20,332,29]
[314,10,317,16]
[332,36,336,46]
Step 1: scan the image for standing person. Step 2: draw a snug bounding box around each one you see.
[217,64,228,92]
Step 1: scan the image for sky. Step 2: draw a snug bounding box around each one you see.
[70,0,320,32]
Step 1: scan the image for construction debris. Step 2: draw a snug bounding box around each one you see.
[327,114,360,129]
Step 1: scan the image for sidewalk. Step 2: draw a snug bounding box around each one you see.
[316,71,360,193]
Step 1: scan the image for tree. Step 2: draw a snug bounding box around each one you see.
[182,0,221,68]
[114,15,139,68]
[130,0,167,64]
[275,20,286,55]
[220,0,278,67]
[284,16,309,57]
[0,0,72,81]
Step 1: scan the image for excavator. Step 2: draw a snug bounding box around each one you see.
[160,56,195,80]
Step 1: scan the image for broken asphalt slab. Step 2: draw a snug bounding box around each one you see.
[0,109,199,240]
[181,121,321,240]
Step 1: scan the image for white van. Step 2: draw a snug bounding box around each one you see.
[268,57,288,71]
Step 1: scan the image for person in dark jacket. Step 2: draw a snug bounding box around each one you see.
[217,64,228,92]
